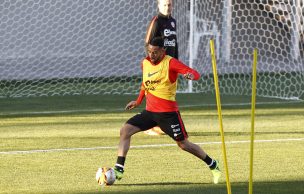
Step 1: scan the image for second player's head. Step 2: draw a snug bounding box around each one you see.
[157,0,173,16]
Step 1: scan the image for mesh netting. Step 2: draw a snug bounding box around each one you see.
[0,0,303,99]
[192,0,304,99]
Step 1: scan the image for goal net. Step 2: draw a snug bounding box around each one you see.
[190,0,304,100]
[0,0,303,100]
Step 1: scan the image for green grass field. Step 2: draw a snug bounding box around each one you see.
[0,94,303,194]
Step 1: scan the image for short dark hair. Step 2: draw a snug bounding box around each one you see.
[149,37,164,48]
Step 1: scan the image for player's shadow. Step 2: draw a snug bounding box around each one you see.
[76,180,304,194]
[115,182,208,186]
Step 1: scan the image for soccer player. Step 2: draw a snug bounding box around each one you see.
[145,0,178,59]
[112,37,221,184]
[145,0,178,135]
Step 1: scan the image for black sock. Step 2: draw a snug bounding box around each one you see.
[115,156,125,172]
[203,155,217,169]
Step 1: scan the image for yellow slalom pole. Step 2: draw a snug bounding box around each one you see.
[209,39,231,194]
[249,48,258,194]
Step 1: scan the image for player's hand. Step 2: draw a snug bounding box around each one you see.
[125,101,137,110]
[183,73,194,80]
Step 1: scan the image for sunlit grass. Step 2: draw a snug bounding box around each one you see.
[0,94,303,193]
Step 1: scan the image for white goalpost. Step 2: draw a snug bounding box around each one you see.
[0,0,303,100]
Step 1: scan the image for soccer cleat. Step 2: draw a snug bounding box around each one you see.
[144,127,165,135]
[211,160,221,184]
[113,166,124,180]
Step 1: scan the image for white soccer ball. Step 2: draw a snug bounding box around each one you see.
[96,167,116,186]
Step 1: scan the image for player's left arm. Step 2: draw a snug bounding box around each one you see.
[169,58,200,81]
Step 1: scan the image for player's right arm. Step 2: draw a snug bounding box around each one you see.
[125,61,146,111]
[125,88,145,110]
[145,16,159,53]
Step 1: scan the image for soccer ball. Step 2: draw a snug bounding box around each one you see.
[96,167,116,186]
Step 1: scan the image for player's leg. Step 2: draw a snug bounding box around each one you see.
[117,123,141,157]
[157,111,221,184]
[176,139,206,159]
[176,139,221,184]
[176,139,217,167]
[114,110,157,180]
[114,123,141,180]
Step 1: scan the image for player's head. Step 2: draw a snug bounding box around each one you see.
[148,37,165,64]
[157,0,173,16]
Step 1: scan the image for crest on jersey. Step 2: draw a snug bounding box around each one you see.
[171,22,175,28]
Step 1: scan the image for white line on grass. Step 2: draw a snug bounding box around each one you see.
[1,137,303,155]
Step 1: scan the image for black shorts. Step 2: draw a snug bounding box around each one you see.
[126,110,188,141]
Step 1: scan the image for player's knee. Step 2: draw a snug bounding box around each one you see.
[120,125,131,138]
[177,140,188,151]
[120,124,139,138]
